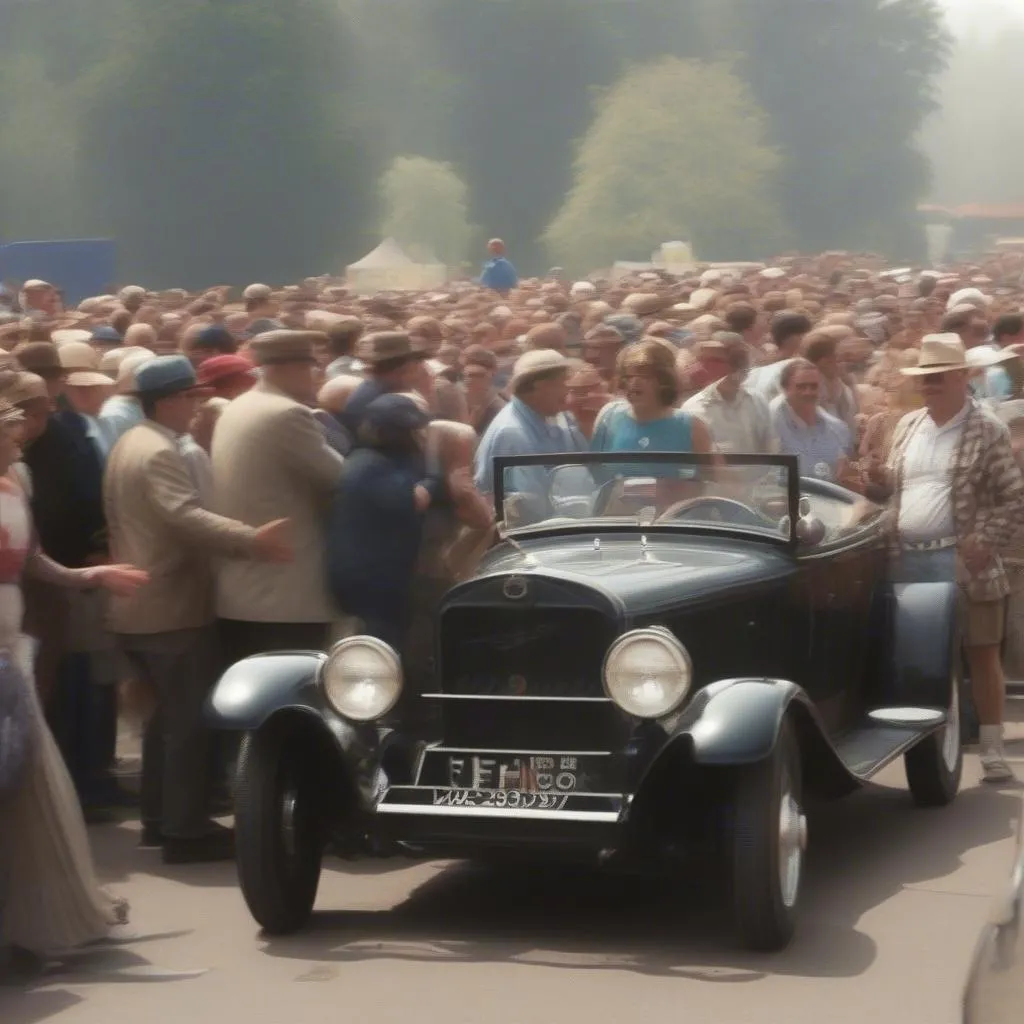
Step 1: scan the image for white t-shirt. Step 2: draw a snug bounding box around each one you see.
[897,404,968,543]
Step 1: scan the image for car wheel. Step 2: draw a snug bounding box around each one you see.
[234,727,324,934]
[904,665,963,808]
[730,717,806,952]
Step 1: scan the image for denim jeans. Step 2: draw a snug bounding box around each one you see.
[890,547,956,585]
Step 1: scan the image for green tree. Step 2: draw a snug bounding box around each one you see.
[341,0,460,167]
[380,156,473,266]
[544,58,789,272]
[725,0,951,256]
[75,0,373,288]
[429,0,617,272]
[0,51,83,240]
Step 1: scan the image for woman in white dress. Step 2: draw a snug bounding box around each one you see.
[0,397,148,965]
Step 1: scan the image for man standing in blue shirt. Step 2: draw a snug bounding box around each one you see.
[474,350,587,520]
[479,238,518,297]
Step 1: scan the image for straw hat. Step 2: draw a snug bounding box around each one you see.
[901,335,970,376]
[509,349,569,393]
[965,346,1018,370]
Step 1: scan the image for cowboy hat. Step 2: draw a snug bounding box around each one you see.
[901,334,970,375]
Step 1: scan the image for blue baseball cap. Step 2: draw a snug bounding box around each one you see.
[91,325,123,345]
[244,317,284,339]
[363,393,431,433]
[195,325,237,352]
[134,355,202,397]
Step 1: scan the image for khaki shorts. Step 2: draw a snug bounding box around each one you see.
[960,594,1006,648]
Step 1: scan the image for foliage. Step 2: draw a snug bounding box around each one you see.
[379,156,473,265]
[428,0,618,272]
[73,0,374,288]
[726,0,951,256]
[544,58,789,272]
[0,0,955,278]
[0,51,83,240]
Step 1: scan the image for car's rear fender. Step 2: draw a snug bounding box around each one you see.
[867,581,959,709]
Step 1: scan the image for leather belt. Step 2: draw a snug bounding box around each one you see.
[901,537,957,553]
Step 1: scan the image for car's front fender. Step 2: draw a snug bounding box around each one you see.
[206,652,327,731]
[205,652,390,807]
[205,652,374,756]
[681,678,809,766]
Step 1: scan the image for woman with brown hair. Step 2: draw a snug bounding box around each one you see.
[591,339,713,511]
[591,339,712,457]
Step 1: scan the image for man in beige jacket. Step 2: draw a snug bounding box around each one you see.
[104,355,290,864]
[210,330,344,662]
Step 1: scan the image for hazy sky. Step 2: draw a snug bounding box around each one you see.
[940,0,1021,33]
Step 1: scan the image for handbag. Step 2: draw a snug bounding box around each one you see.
[0,651,33,795]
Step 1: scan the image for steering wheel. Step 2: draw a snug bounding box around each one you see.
[656,495,767,527]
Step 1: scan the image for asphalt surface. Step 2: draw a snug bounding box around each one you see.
[3,711,1024,1024]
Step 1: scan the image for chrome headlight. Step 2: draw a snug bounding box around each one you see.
[602,628,692,719]
[321,636,402,722]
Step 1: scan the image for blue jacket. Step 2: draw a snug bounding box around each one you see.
[480,256,518,293]
[326,448,426,625]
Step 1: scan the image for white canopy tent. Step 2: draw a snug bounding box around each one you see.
[345,238,447,294]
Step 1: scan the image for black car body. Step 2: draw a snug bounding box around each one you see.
[207,453,962,950]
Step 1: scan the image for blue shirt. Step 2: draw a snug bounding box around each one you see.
[769,395,852,480]
[100,395,144,446]
[590,400,696,479]
[474,397,587,498]
[479,256,518,293]
[591,401,694,454]
[340,377,386,437]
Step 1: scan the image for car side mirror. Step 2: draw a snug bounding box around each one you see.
[796,513,827,546]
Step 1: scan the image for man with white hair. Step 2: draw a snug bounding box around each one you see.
[118,285,147,313]
[19,280,59,319]
[242,283,276,321]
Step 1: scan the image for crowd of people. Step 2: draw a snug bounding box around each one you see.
[2,241,1024,970]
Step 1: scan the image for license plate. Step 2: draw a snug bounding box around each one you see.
[447,754,583,793]
[432,789,569,810]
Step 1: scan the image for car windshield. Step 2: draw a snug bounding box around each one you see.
[494,453,799,543]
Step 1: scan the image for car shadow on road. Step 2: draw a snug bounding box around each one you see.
[258,781,1019,981]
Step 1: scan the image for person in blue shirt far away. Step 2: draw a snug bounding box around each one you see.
[479,238,518,298]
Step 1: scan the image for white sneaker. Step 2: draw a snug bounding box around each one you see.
[980,744,1015,783]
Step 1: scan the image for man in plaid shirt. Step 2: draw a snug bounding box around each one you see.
[880,334,1024,782]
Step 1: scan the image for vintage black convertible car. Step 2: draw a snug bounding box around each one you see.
[207,452,962,951]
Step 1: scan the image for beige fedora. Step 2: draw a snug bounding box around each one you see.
[510,349,569,393]
[901,334,969,376]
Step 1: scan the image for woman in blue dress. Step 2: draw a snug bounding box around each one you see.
[591,338,712,510]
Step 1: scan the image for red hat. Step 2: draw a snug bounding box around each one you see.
[196,354,255,387]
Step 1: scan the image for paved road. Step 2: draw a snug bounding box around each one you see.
[3,724,1023,1024]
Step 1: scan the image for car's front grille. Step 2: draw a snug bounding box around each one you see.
[439,607,613,699]
[435,606,626,750]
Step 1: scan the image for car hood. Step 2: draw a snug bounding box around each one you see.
[475,533,795,615]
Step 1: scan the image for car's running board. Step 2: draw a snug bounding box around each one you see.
[833,710,945,780]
